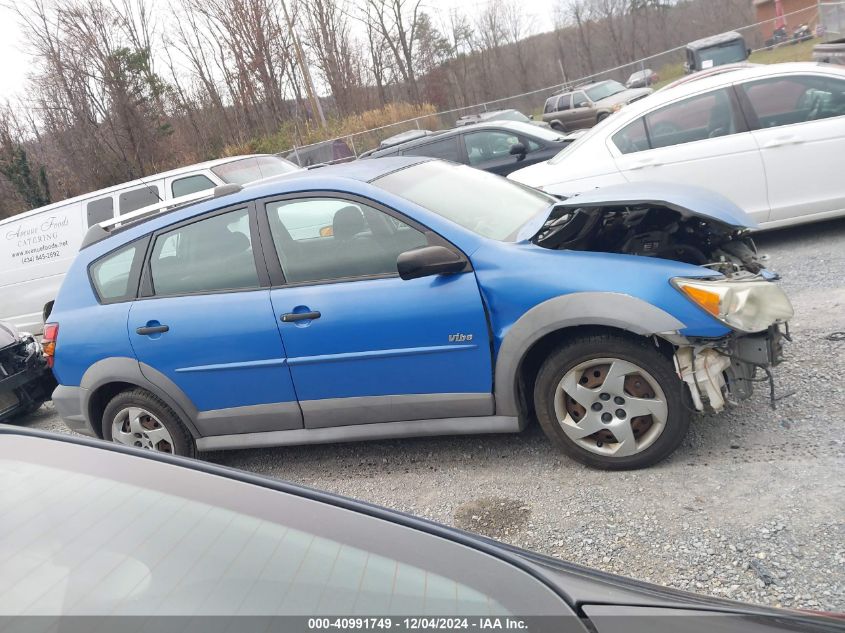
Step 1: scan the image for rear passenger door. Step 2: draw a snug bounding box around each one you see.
[260,195,494,430]
[737,73,845,223]
[128,204,302,436]
[570,91,594,128]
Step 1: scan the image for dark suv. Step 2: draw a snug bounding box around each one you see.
[542,80,652,131]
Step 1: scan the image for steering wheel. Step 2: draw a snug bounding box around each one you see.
[708,127,727,139]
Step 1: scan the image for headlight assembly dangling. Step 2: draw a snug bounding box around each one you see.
[671,278,794,333]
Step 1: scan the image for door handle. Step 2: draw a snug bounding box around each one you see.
[629,159,661,170]
[281,311,321,323]
[136,324,169,335]
[763,137,802,149]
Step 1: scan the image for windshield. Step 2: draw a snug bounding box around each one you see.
[493,110,531,123]
[373,161,556,240]
[586,80,627,102]
[503,121,568,142]
[697,40,747,68]
[211,155,299,185]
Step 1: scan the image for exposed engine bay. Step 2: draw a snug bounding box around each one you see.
[533,203,765,278]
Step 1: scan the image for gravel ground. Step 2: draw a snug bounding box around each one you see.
[21,218,845,612]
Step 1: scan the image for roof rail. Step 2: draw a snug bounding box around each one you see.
[80,183,243,249]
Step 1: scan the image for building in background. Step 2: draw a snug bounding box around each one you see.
[753,0,818,39]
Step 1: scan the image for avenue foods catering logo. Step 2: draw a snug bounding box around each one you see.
[5,215,69,248]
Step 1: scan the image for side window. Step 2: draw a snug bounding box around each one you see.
[119,185,160,215]
[543,98,557,114]
[613,118,650,155]
[266,198,428,284]
[740,74,845,128]
[463,131,521,166]
[401,137,460,162]
[86,197,114,227]
[557,94,572,111]
[645,88,738,150]
[149,208,258,296]
[90,243,138,302]
[572,91,589,108]
[526,138,542,151]
[171,174,215,198]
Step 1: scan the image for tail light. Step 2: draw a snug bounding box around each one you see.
[42,323,59,368]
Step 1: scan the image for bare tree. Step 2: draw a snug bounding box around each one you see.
[302,0,365,116]
[362,0,424,102]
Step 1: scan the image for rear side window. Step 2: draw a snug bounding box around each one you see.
[645,88,738,149]
[556,94,572,111]
[149,208,259,296]
[740,74,845,128]
[86,197,114,227]
[402,137,460,162]
[613,118,650,155]
[119,185,160,215]
[171,174,215,198]
[90,243,138,302]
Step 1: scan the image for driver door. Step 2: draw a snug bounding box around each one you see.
[259,195,495,429]
[613,87,770,224]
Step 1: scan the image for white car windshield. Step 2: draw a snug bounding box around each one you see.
[374,161,556,241]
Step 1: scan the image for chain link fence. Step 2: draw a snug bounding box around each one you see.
[820,1,845,40]
[281,5,822,166]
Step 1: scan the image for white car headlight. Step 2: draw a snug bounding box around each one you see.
[672,278,794,333]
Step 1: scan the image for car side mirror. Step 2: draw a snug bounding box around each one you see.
[397,246,466,280]
[509,142,527,159]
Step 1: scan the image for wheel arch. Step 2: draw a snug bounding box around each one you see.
[493,293,685,418]
[80,357,201,439]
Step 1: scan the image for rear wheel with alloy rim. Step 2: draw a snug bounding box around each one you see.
[102,388,196,458]
[534,332,690,470]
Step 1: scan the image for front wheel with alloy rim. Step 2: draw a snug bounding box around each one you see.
[534,333,690,470]
[102,388,196,458]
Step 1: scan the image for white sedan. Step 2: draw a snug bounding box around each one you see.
[510,62,845,229]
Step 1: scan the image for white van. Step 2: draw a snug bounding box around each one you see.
[0,154,299,334]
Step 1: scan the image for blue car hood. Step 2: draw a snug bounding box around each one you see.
[517,181,755,242]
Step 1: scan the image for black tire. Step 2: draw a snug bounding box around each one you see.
[533,332,690,470]
[102,388,196,458]
[550,120,566,132]
[597,113,610,123]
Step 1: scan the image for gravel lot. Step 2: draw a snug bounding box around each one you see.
[21,218,845,612]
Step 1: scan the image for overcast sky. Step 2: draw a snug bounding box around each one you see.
[0,0,558,102]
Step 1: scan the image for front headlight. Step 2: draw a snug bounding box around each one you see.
[672,278,794,333]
